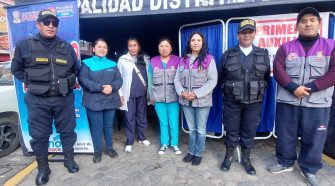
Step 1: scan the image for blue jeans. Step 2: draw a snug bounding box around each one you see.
[154,102,180,146]
[86,108,115,153]
[182,106,210,157]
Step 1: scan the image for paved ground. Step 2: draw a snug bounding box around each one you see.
[2,119,335,186]
[0,147,34,185]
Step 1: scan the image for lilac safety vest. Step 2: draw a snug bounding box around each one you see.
[277,38,335,108]
[178,54,213,107]
[151,55,179,103]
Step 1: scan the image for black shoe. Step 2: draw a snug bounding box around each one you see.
[192,156,202,166]
[64,152,80,173]
[183,153,194,163]
[35,157,51,185]
[93,152,102,163]
[221,146,235,172]
[241,147,256,175]
[105,148,118,158]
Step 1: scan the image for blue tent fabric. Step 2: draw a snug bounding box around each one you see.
[180,23,223,133]
[227,22,276,132]
[258,77,276,132]
[228,23,239,49]
[329,16,335,39]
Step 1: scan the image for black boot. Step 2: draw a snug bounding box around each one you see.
[191,156,202,166]
[105,148,118,158]
[241,147,256,175]
[93,152,102,163]
[183,153,194,163]
[64,152,79,173]
[35,156,51,185]
[221,146,235,172]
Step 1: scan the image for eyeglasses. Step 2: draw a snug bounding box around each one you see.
[40,19,59,27]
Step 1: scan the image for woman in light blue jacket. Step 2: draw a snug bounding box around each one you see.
[79,38,122,163]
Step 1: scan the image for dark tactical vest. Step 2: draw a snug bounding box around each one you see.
[25,38,76,96]
[222,48,269,103]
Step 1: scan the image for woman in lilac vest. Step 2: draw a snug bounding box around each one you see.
[174,32,218,165]
[148,38,181,155]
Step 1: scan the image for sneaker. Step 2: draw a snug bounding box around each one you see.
[139,140,151,147]
[301,172,319,186]
[172,146,182,155]
[125,145,132,153]
[158,145,168,155]
[268,163,294,174]
[105,148,118,158]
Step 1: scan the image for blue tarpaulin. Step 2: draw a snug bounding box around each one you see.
[180,22,223,134]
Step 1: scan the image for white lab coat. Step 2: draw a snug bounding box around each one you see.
[117,52,149,111]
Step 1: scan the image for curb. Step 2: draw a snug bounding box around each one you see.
[3,161,37,186]
[322,154,335,166]
[4,155,53,186]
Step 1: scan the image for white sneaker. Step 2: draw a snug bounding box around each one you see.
[139,140,151,147]
[172,146,182,155]
[158,145,168,155]
[125,145,132,152]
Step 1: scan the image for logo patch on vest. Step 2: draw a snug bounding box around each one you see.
[179,65,184,71]
[55,58,67,64]
[35,58,49,63]
[287,53,297,61]
[154,67,159,72]
[315,51,325,61]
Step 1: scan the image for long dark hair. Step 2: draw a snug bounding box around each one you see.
[127,37,146,66]
[184,32,209,69]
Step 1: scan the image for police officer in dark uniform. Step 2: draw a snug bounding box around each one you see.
[11,9,79,185]
[218,19,270,175]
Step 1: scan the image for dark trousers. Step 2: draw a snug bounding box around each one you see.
[86,108,115,153]
[25,93,77,157]
[276,103,330,174]
[223,100,262,148]
[125,95,148,145]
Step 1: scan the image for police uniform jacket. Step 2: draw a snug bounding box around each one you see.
[11,33,79,97]
[219,45,270,104]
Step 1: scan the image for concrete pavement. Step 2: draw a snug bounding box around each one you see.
[3,122,335,186]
